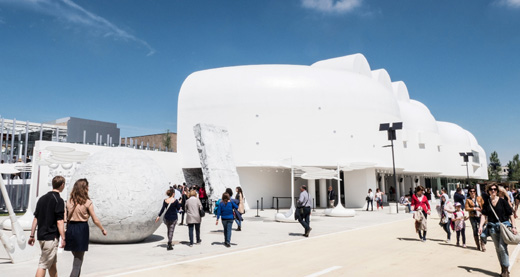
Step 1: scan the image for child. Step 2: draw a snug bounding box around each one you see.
[454,202,467,247]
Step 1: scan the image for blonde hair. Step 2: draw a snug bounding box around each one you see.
[189,190,197,197]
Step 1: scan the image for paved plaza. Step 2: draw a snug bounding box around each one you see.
[1,207,519,277]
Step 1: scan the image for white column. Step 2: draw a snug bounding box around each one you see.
[307,179,316,209]
[319,179,327,208]
[400,175,405,199]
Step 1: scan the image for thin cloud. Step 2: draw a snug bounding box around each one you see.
[0,0,155,56]
[497,0,520,7]
[301,0,362,13]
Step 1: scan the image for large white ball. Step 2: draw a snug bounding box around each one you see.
[70,147,166,243]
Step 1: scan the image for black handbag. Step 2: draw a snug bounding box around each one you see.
[199,207,205,218]
[365,196,370,201]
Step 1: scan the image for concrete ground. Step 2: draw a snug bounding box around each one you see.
[1,207,519,277]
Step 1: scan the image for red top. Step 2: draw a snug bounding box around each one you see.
[411,194,430,212]
[199,187,207,198]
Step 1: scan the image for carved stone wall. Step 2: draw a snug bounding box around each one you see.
[70,147,166,243]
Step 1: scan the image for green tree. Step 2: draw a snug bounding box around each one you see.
[162,129,172,150]
[488,151,501,181]
[507,154,520,181]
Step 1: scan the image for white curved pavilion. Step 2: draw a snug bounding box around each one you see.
[177,54,488,208]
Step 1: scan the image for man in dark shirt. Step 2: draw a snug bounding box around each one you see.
[454,187,465,210]
[327,186,336,208]
[28,176,66,277]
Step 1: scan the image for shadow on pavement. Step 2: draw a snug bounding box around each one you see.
[397,237,421,241]
[438,243,479,251]
[289,233,304,237]
[211,242,237,246]
[458,266,499,276]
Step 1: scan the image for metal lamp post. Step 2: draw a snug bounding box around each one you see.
[379,122,403,213]
[460,152,473,186]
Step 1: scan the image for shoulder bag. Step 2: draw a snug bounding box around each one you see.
[199,202,206,218]
[489,201,520,245]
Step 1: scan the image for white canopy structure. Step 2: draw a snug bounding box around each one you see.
[175,53,487,208]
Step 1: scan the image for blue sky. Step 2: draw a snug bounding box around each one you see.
[0,0,519,164]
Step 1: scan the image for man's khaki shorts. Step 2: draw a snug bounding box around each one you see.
[38,238,58,269]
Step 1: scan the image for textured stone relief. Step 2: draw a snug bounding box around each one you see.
[70,147,166,243]
[193,124,241,201]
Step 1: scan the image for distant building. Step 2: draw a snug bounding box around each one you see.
[46,117,120,145]
[499,166,509,181]
[120,132,177,152]
[0,116,120,163]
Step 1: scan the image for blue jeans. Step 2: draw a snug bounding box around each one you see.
[222,219,233,244]
[188,223,200,245]
[487,221,511,267]
[366,200,373,210]
[234,218,241,227]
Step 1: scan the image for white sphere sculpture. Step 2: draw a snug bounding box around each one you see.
[70,147,166,243]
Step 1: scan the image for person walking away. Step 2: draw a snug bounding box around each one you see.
[327,186,336,208]
[465,187,485,251]
[504,185,514,207]
[375,188,384,210]
[235,187,245,231]
[440,193,455,243]
[216,192,238,247]
[425,188,432,201]
[411,186,431,242]
[479,183,517,277]
[199,185,208,211]
[297,185,312,237]
[155,187,181,250]
[453,203,467,247]
[65,178,107,277]
[514,188,520,219]
[366,189,374,211]
[454,187,465,210]
[179,187,188,225]
[28,176,66,277]
[185,190,202,247]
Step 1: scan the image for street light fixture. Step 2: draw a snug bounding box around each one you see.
[459,152,474,186]
[379,122,403,213]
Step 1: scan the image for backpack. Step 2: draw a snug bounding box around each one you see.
[213,199,221,214]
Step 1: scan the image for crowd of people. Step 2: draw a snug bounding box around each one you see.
[410,183,519,277]
[26,174,520,277]
[27,177,246,276]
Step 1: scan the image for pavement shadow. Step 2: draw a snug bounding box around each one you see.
[210,230,223,233]
[288,232,304,237]
[427,238,445,242]
[211,242,237,246]
[438,243,479,251]
[458,266,499,276]
[89,234,164,245]
[141,234,164,243]
[156,243,168,249]
[397,237,421,242]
